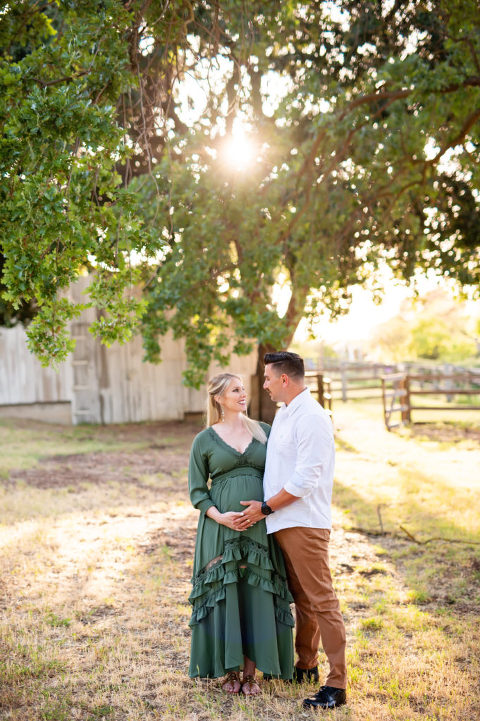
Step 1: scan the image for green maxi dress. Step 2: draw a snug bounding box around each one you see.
[188,423,294,679]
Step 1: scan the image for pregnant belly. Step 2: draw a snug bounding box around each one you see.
[211,474,264,514]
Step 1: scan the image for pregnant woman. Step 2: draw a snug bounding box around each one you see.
[188,373,294,695]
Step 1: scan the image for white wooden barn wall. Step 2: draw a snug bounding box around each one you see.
[69,317,190,424]
[0,277,257,424]
[69,317,256,425]
[0,324,72,405]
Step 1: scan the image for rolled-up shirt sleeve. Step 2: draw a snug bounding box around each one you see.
[188,435,215,514]
[283,414,334,498]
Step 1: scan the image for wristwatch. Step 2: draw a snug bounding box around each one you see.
[261,501,274,515]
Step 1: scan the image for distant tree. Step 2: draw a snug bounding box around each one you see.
[410,317,477,361]
[371,314,411,362]
[409,318,452,360]
[371,289,477,363]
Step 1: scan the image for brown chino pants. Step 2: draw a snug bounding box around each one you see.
[274,526,347,689]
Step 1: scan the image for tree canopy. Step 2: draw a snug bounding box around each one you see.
[1,1,479,395]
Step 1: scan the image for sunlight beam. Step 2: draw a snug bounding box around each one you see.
[220,126,257,172]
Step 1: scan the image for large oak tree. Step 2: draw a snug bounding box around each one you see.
[1,1,479,417]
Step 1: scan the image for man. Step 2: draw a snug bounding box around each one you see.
[235,351,347,710]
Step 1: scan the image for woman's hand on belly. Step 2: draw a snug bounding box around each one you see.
[218,511,248,530]
[205,505,246,531]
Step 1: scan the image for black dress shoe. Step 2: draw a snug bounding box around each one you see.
[293,665,319,683]
[302,685,347,710]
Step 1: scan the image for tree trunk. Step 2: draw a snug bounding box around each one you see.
[249,288,307,422]
[249,343,278,423]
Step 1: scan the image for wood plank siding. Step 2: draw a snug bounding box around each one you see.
[0,277,257,424]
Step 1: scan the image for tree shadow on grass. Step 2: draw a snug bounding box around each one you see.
[333,476,480,612]
[405,422,480,444]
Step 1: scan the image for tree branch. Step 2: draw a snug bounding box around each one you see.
[337,75,480,122]
[427,107,480,165]
[32,71,90,87]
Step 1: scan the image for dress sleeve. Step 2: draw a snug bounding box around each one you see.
[188,434,215,514]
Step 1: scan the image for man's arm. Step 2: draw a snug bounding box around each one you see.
[234,412,333,530]
[232,488,300,530]
[282,414,332,497]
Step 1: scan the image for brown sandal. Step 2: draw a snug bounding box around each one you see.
[241,674,261,696]
[222,671,241,694]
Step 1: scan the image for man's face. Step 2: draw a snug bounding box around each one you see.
[263,364,285,403]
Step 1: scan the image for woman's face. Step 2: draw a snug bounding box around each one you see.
[218,378,247,414]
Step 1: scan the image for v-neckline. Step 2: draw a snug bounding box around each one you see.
[209,426,255,456]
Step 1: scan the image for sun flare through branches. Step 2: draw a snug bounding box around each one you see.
[220,127,257,172]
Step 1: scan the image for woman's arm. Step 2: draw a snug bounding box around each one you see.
[188,435,243,530]
[188,435,216,514]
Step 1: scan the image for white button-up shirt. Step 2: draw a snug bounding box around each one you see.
[264,388,335,533]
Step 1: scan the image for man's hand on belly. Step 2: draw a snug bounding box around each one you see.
[232,500,263,530]
[233,488,301,530]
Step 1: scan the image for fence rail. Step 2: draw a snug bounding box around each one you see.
[381,371,480,430]
[316,361,480,404]
[301,362,480,427]
[319,362,397,401]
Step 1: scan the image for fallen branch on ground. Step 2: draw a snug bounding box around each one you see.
[348,524,480,546]
[398,526,480,546]
[348,504,480,545]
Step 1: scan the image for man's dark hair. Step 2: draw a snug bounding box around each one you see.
[264,351,304,379]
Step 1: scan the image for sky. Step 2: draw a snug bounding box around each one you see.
[300,284,409,344]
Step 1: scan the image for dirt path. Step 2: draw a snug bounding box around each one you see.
[333,401,479,491]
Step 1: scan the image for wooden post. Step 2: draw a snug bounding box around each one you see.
[401,375,411,424]
[444,364,454,402]
[381,376,388,430]
[324,376,332,412]
[341,362,347,402]
[317,372,324,407]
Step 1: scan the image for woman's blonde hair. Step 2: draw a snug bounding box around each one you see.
[207,373,267,444]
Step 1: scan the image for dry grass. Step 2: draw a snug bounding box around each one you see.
[0,406,479,721]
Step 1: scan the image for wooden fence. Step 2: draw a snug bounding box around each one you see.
[319,361,398,401]
[305,371,333,414]
[318,361,480,406]
[381,370,480,430]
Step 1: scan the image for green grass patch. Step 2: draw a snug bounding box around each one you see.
[0,418,149,476]
[45,612,71,628]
